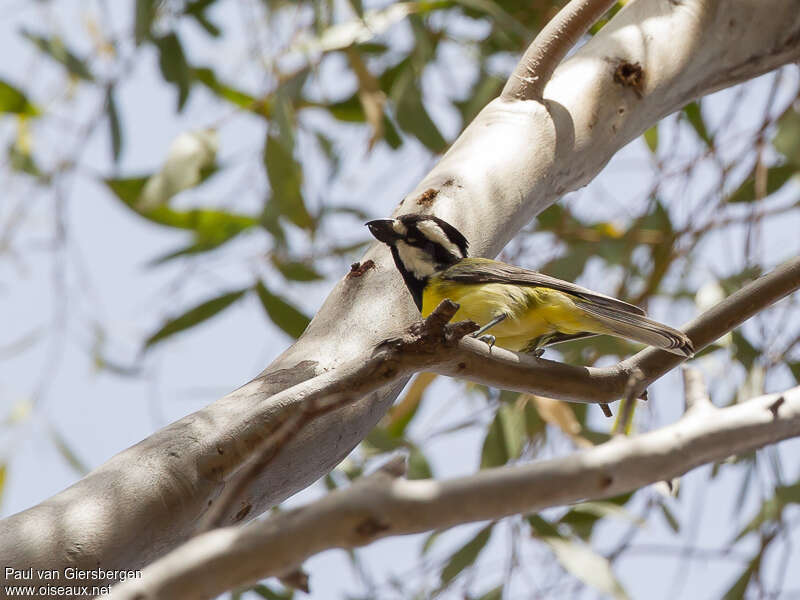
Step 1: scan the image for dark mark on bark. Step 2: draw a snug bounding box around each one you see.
[416,188,438,206]
[280,569,310,593]
[458,362,466,370]
[613,60,645,98]
[356,516,390,538]
[348,260,376,279]
[768,395,785,419]
[234,503,252,522]
[600,474,613,489]
[260,360,319,388]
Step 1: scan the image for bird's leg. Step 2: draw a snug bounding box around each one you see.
[525,334,554,358]
[470,314,508,349]
[471,313,507,337]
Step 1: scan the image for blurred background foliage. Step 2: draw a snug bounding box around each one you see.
[1,0,800,599]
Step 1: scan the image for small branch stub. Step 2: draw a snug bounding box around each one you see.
[682,365,714,412]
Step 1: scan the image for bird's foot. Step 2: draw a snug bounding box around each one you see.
[477,334,496,349]
[532,348,545,359]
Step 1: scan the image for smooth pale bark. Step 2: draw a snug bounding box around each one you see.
[1,0,799,586]
[106,387,800,600]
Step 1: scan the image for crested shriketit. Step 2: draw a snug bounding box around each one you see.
[366,214,694,357]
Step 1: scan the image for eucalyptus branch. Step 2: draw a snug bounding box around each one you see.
[105,386,800,600]
[501,0,618,100]
[437,257,800,404]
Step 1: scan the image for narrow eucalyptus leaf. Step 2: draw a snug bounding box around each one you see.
[145,288,247,348]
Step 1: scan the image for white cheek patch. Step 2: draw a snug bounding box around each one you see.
[417,220,464,258]
[392,220,407,235]
[396,241,436,277]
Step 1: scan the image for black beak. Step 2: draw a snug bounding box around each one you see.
[366,219,398,245]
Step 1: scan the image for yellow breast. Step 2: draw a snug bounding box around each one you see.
[422,277,602,351]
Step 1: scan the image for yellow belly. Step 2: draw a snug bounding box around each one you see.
[422,278,601,351]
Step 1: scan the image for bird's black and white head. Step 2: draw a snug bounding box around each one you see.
[366,214,469,310]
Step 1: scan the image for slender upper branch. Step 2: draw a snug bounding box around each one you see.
[105,386,800,600]
[436,256,800,403]
[501,0,618,100]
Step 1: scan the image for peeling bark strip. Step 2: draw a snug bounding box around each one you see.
[2,0,800,593]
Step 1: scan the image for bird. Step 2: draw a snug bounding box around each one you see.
[366,213,694,357]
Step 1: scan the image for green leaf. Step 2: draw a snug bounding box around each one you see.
[382,112,402,149]
[683,101,712,147]
[480,402,525,468]
[348,0,364,17]
[391,68,447,153]
[559,502,640,540]
[477,585,503,600]
[264,134,313,230]
[421,530,441,555]
[407,445,432,480]
[22,31,94,81]
[154,32,192,110]
[643,125,658,153]
[271,256,324,282]
[773,105,800,165]
[0,79,40,116]
[249,583,293,600]
[313,131,342,178]
[727,164,796,203]
[721,554,760,600]
[362,427,402,455]
[254,281,310,339]
[134,0,157,45]
[734,480,800,541]
[106,87,122,164]
[527,514,562,538]
[450,0,529,41]
[48,424,89,475]
[193,67,257,110]
[104,175,258,248]
[524,398,545,438]
[146,236,241,265]
[184,0,221,37]
[8,143,45,180]
[454,71,504,125]
[290,2,420,54]
[145,288,247,348]
[789,361,800,384]
[543,537,629,600]
[731,330,760,371]
[659,502,680,533]
[440,523,493,585]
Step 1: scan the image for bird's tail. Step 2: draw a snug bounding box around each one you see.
[575,300,694,357]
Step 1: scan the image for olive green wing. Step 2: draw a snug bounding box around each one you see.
[440,258,646,316]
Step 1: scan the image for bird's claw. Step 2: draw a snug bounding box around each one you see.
[532,348,545,358]
[477,334,496,349]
